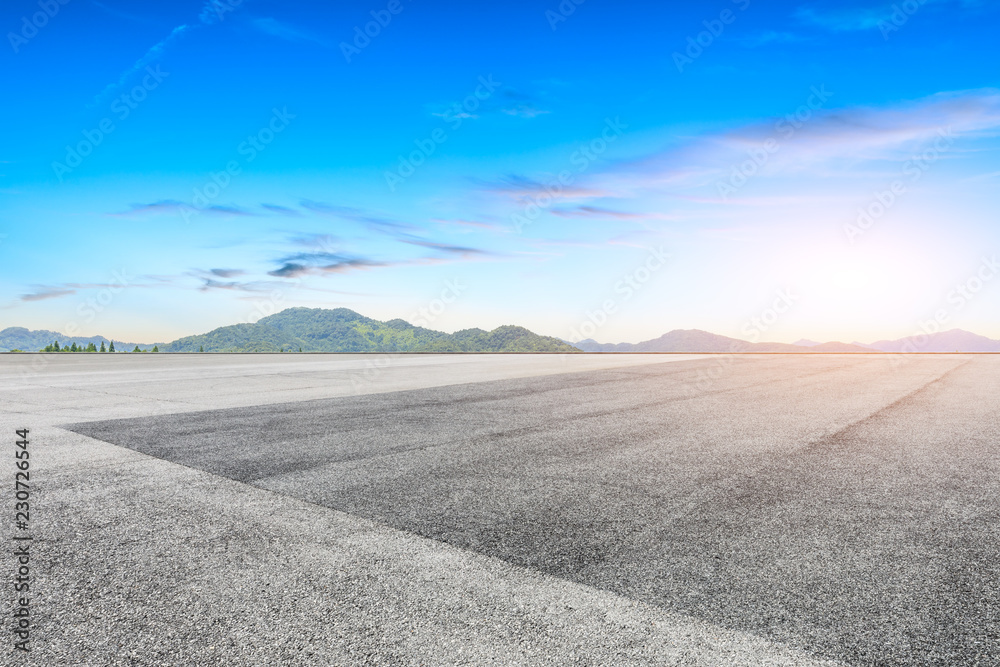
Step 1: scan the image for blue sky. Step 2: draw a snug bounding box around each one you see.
[2,0,999,343]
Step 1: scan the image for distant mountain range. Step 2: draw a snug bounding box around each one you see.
[575,328,1000,353]
[3,311,999,353]
[863,329,1000,353]
[574,330,873,353]
[162,308,579,353]
[0,327,159,353]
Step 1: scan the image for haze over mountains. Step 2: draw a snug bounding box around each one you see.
[3,309,999,353]
[864,329,1000,353]
[573,331,873,353]
[575,329,1000,353]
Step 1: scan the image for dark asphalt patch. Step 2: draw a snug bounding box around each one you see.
[65,355,1000,666]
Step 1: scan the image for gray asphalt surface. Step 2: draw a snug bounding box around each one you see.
[7,353,836,666]
[65,354,1000,665]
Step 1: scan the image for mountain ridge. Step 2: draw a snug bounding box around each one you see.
[4,313,999,353]
[864,329,1000,353]
[161,307,579,353]
[574,329,874,353]
[0,327,160,352]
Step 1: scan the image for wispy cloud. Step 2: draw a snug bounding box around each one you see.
[206,205,255,216]
[289,233,339,249]
[91,1,159,25]
[578,88,1000,200]
[740,30,812,47]
[431,110,479,121]
[207,268,245,278]
[400,240,488,256]
[716,89,1000,162]
[298,200,385,220]
[90,23,188,108]
[198,279,262,292]
[299,200,420,235]
[266,231,492,279]
[794,0,984,33]
[186,268,281,292]
[483,175,610,201]
[526,229,664,252]
[20,287,75,302]
[261,203,304,216]
[550,206,648,220]
[19,277,165,302]
[428,85,549,121]
[268,252,389,279]
[90,0,241,108]
[111,200,254,217]
[112,199,187,216]
[499,88,550,118]
[431,218,509,233]
[464,88,1000,225]
[795,4,890,31]
[115,200,314,218]
[252,17,329,46]
[501,103,550,118]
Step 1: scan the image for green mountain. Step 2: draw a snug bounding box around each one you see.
[0,327,157,353]
[162,308,580,353]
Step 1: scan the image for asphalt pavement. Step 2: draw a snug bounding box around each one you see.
[57,353,1000,665]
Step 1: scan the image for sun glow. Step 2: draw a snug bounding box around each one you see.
[831,266,871,291]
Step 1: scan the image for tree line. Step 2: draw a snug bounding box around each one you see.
[40,341,159,353]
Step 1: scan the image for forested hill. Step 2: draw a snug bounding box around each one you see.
[162,307,580,353]
[0,327,156,352]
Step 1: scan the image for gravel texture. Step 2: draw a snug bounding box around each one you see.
[57,354,1000,665]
